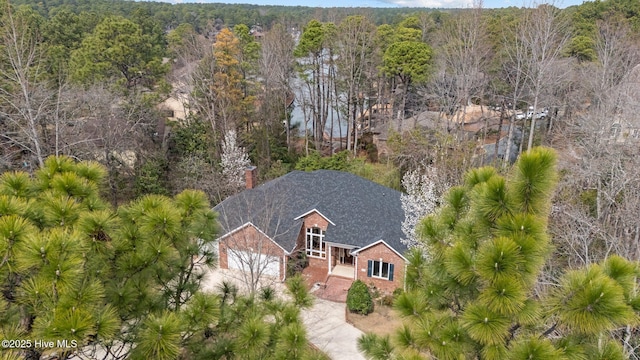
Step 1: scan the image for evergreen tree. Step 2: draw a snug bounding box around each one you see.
[69,15,168,89]
[0,155,327,359]
[359,147,640,360]
[294,19,335,151]
[211,27,248,134]
[381,20,433,132]
[0,156,217,359]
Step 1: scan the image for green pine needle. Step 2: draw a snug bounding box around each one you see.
[444,244,477,286]
[508,147,558,216]
[552,265,636,335]
[395,291,428,318]
[473,176,515,227]
[461,304,511,345]
[0,195,28,217]
[0,171,32,198]
[465,167,498,188]
[476,237,524,284]
[507,337,562,360]
[131,312,182,360]
[478,277,526,316]
[74,161,107,184]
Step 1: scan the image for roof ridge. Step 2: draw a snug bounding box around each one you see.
[213,168,407,255]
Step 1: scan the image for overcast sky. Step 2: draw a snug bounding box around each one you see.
[170,0,588,9]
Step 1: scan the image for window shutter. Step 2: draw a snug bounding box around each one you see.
[389,263,394,281]
[367,260,372,277]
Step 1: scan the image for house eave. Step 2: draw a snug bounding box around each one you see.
[294,208,336,226]
[217,222,291,255]
[350,239,408,262]
[325,241,358,249]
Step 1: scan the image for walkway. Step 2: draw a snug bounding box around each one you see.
[312,276,353,302]
[302,298,367,360]
[332,264,355,278]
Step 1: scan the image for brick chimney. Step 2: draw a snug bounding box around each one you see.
[245,166,257,189]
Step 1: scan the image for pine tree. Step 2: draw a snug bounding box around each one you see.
[0,156,218,359]
[359,147,640,360]
[1,155,328,360]
[212,27,248,133]
[69,16,168,89]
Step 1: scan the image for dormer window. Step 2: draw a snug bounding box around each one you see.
[306,227,326,258]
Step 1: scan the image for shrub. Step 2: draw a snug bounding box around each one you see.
[286,250,308,278]
[295,150,352,172]
[392,288,404,297]
[346,280,374,315]
[380,295,394,307]
[286,274,313,308]
[259,286,276,302]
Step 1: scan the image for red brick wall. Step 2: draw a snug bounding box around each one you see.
[218,224,286,280]
[245,167,257,189]
[294,211,331,281]
[356,242,405,294]
[331,247,338,267]
[305,256,329,283]
[302,212,329,231]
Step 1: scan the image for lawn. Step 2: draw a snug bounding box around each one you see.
[346,304,403,337]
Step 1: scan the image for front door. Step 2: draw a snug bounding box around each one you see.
[338,248,353,265]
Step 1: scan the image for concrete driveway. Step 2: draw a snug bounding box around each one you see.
[302,298,367,360]
[202,268,367,359]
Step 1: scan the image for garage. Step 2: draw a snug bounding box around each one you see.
[227,250,281,278]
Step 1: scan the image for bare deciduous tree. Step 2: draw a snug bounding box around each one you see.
[216,193,292,294]
[582,17,640,110]
[519,3,570,151]
[60,86,158,203]
[0,5,54,168]
[335,15,376,154]
[500,12,529,167]
[549,16,640,271]
[259,23,294,148]
[171,154,225,203]
[436,2,489,131]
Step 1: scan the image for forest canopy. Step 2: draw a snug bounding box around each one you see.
[1,0,640,356]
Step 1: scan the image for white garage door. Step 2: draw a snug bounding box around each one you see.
[227,250,281,278]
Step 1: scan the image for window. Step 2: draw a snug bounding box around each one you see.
[367,260,394,281]
[306,227,325,258]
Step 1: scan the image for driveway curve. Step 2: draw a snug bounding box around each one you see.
[302,298,367,360]
[203,268,366,359]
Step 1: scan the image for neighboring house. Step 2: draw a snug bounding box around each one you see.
[158,92,190,124]
[607,64,640,144]
[156,87,191,149]
[214,168,407,294]
[609,120,640,143]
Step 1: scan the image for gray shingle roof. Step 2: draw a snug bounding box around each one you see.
[213,170,407,255]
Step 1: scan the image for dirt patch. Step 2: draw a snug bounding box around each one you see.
[346,305,403,337]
